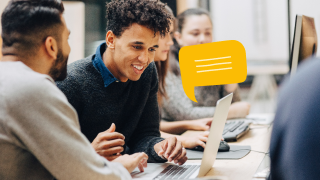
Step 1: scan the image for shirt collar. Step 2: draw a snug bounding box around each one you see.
[92,42,119,87]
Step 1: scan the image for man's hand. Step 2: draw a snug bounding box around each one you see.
[228,102,251,119]
[154,137,187,165]
[91,123,125,161]
[113,153,148,173]
[185,118,212,131]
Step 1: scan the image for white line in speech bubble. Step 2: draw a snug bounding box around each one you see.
[197,67,232,73]
[194,56,231,62]
[196,62,232,68]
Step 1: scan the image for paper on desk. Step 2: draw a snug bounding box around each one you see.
[253,167,270,179]
[245,114,274,125]
[166,176,228,180]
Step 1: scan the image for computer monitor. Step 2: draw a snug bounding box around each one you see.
[289,15,318,77]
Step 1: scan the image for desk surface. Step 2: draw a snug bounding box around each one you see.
[182,124,272,180]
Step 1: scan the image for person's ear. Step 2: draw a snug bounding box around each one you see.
[44,36,58,60]
[174,31,182,47]
[106,31,115,49]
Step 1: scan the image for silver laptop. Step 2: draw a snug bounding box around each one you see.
[131,93,233,180]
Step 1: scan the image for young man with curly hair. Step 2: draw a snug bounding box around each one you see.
[57,0,187,165]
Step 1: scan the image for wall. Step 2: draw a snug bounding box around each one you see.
[63,1,85,64]
[177,0,199,14]
[210,0,289,62]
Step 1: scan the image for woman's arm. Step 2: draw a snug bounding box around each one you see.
[160,118,212,134]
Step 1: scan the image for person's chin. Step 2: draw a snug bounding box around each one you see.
[129,74,142,81]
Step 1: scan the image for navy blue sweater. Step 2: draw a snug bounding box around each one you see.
[269,58,320,180]
[56,54,165,163]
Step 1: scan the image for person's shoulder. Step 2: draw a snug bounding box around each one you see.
[67,55,95,76]
[276,58,320,125]
[282,58,320,94]
[2,62,64,105]
[56,55,95,87]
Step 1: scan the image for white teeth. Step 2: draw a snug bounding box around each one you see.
[133,65,143,70]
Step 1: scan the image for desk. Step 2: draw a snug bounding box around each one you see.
[182,124,272,180]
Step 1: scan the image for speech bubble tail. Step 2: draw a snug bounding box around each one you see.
[183,85,198,103]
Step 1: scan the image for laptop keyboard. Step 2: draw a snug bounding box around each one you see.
[153,165,200,180]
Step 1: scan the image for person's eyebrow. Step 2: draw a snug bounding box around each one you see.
[69,30,71,35]
[131,41,144,45]
[153,45,159,48]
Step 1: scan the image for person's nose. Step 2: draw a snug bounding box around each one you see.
[138,49,149,64]
[199,33,206,44]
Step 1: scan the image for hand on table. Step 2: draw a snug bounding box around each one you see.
[228,102,251,119]
[178,131,210,149]
[113,153,148,173]
[186,118,212,131]
[91,123,125,161]
[154,137,187,165]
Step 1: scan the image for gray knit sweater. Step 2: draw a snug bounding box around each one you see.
[161,61,241,121]
[56,54,165,163]
[0,61,130,180]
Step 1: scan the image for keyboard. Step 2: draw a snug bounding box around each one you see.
[222,120,250,142]
[153,165,200,180]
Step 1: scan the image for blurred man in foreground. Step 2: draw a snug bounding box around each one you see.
[0,0,147,179]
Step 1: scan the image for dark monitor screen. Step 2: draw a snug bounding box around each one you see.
[289,15,317,76]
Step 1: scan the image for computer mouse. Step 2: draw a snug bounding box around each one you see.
[191,140,230,152]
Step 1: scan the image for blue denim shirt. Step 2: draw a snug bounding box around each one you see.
[92,42,119,87]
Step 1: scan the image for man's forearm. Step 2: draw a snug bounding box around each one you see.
[160,121,190,134]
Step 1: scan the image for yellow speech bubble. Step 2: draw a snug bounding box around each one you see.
[179,40,247,102]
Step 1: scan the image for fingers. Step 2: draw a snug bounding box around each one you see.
[174,148,187,165]
[106,123,116,133]
[96,138,125,158]
[100,138,125,148]
[158,139,168,157]
[197,135,208,143]
[193,124,209,131]
[138,162,144,172]
[167,140,183,162]
[142,158,147,168]
[107,154,121,161]
[134,153,148,172]
[163,137,176,160]
[138,157,148,172]
[200,131,210,137]
[99,146,124,156]
[98,132,125,141]
[206,120,212,127]
[197,140,206,149]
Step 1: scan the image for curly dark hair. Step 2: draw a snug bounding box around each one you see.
[106,0,172,37]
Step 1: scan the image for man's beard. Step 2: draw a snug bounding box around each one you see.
[49,49,68,81]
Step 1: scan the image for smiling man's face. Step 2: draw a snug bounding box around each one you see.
[107,23,159,82]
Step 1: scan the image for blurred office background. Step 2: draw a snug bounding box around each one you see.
[1,0,320,113]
